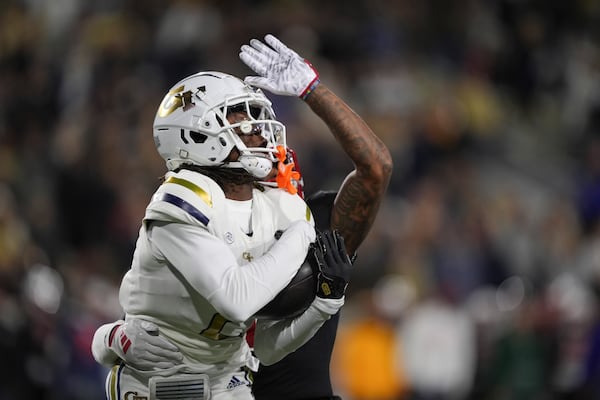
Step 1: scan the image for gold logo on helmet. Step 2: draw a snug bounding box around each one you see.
[157,86,194,117]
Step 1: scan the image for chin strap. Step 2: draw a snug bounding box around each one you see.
[234,155,274,179]
[275,145,301,195]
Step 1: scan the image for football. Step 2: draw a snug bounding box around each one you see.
[256,247,318,320]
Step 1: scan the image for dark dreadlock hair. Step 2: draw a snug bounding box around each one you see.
[173,164,265,191]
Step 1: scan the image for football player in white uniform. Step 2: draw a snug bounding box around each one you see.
[90,70,352,399]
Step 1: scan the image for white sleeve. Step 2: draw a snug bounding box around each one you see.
[91,320,123,367]
[252,296,344,365]
[148,220,315,322]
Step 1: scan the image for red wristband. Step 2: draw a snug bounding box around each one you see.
[299,60,320,100]
[300,78,320,100]
[107,323,122,347]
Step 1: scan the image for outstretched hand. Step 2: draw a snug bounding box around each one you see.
[239,34,320,99]
[313,230,353,299]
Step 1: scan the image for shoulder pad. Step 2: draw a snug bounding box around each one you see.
[262,187,314,226]
[144,170,225,227]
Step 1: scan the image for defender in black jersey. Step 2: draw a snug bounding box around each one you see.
[252,192,341,400]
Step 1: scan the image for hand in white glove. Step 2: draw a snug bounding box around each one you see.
[239,34,320,99]
[107,319,183,370]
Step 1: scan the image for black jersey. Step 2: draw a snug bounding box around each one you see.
[252,314,340,399]
[252,191,340,400]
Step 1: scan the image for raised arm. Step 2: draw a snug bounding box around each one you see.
[240,34,392,254]
[304,84,392,254]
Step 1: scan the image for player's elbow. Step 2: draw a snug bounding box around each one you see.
[377,146,394,182]
[255,354,279,366]
[214,302,256,323]
[208,287,263,322]
[253,344,286,366]
[91,322,121,367]
[361,147,393,188]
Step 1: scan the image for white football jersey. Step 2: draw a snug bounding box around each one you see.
[119,169,314,373]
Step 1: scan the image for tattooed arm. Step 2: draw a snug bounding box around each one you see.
[304,84,393,254]
[239,34,392,253]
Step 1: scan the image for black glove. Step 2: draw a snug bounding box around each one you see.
[314,230,352,299]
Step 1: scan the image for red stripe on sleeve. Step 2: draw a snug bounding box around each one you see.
[122,339,131,354]
[108,324,123,347]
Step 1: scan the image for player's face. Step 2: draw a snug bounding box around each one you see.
[226,111,268,162]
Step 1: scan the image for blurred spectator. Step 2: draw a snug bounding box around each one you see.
[332,275,415,399]
[481,291,556,400]
[398,284,477,400]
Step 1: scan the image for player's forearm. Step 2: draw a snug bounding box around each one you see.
[304,84,392,182]
[253,297,344,365]
[91,321,122,367]
[304,84,393,253]
[152,221,315,323]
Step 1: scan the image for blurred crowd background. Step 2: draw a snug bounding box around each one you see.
[1,0,600,399]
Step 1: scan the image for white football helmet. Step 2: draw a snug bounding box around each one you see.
[153,71,286,178]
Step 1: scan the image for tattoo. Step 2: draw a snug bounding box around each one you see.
[306,85,393,254]
[331,173,385,254]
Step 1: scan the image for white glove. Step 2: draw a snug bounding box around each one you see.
[239,34,320,99]
[107,319,183,370]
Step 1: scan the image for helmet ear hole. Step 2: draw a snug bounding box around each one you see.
[189,131,207,144]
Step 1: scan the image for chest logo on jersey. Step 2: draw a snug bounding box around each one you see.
[242,252,254,261]
[224,232,234,244]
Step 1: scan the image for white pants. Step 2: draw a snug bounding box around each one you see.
[104,363,254,400]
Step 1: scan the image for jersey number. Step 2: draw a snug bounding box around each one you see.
[200,313,232,341]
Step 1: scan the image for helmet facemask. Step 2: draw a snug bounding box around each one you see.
[218,98,286,179]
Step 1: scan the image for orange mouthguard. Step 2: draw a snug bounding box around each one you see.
[275,145,301,195]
